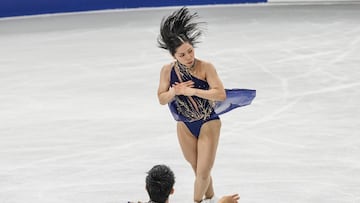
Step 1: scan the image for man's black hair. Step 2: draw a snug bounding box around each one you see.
[146,164,175,203]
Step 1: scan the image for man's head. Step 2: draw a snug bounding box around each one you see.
[146,164,175,203]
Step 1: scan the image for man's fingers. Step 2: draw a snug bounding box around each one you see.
[232,194,240,200]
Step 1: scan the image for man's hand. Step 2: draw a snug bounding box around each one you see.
[218,194,240,203]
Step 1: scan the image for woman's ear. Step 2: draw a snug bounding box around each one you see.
[170,187,175,194]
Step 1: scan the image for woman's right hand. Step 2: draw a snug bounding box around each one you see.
[172,80,195,96]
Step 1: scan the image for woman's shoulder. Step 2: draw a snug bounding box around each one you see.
[159,62,175,79]
[197,59,216,70]
[161,62,174,72]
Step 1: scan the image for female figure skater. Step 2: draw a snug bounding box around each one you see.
[157,7,255,203]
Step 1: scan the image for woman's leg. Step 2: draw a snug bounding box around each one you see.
[205,176,214,199]
[194,120,221,202]
[177,122,198,174]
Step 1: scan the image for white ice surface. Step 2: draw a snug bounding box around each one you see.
[1,3,360,203]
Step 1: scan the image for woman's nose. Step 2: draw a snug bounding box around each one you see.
[185,54,192,60]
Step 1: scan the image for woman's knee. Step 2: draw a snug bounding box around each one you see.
[196,172,211,181]
[196,167,211,180]
[190,162,197,172]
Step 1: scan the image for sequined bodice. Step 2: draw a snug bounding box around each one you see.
[169,62,214,122]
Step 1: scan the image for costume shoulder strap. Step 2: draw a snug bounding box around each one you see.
[173,62,183,83]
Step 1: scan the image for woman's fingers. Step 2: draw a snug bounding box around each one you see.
[173,80,194,87]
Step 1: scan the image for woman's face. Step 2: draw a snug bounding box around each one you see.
[173,42,195,68]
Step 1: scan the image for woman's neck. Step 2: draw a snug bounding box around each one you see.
[178,59,197,71]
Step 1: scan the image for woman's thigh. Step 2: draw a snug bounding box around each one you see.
[196,119,221,176]
[177,122,198,170]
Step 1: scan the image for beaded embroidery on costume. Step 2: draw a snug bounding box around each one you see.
[173,61,214,122]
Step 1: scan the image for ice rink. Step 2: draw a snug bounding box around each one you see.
[1,3,360,203]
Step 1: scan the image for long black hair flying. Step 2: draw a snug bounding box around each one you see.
[157,7,205,56]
